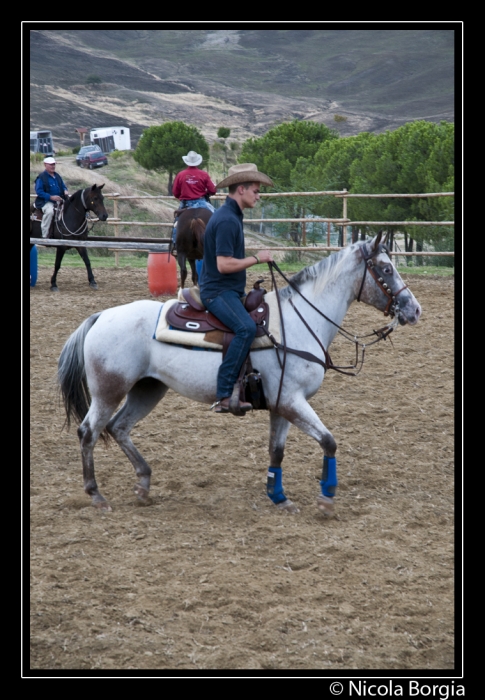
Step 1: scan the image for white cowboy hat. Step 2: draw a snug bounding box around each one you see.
[44,156,56,164]
[216,163,273,189]
[182,151,203,166]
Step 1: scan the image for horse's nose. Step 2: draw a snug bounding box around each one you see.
[100,213,108,221]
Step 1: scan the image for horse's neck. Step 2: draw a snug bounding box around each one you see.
[279,275,355,350]
[59,193,87,236]
[64,194,84,220]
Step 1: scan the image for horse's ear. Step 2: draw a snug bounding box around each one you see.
[368,230,383,253]
[99,183,105,190]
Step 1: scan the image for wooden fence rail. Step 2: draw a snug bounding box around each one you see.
[30,239,454,258]
[30,189,454,259]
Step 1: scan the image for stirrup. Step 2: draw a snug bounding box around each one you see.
[211,400,229,414]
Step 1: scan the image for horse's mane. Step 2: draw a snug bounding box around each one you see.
[278,243,358,300]
[63,187,85,214]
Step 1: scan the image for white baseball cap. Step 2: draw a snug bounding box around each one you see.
[44,157,56,164]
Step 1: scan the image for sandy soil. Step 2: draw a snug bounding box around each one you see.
[28,264,456,674]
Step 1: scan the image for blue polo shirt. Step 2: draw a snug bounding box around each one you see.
[199,196,246,299]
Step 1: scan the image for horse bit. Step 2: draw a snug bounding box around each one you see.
[55,188,100,237]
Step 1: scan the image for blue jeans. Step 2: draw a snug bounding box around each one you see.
[200,290,256,400]
[181,198,215,213]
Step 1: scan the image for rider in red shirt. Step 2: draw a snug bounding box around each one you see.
[171,151,217,250]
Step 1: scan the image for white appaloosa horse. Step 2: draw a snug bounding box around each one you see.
[57,233,421,515]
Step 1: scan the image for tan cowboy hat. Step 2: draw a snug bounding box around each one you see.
[182,150,203,166]
[216,163,273,189]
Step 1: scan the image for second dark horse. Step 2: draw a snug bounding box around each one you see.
[174,207,212,288]
[30,184,109,292]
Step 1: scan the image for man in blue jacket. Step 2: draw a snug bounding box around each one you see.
[199,163,274,415]
[34,157,69,238]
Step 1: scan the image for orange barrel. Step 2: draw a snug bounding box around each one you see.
[147,252,178,296]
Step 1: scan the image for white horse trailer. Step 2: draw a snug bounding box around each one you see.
[30,130,55,156]
[90,126,131,154]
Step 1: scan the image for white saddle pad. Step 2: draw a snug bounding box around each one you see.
[155,291,281,351]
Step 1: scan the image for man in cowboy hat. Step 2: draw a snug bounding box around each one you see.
[198,163,274,415]
[171,150,217,250]
[34,156,69,238]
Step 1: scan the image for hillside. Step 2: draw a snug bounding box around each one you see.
[28,27,457,152]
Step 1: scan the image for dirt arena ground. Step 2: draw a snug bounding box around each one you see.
[28,263,456,675]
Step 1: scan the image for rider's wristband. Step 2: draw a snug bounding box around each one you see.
[253,255,260,264]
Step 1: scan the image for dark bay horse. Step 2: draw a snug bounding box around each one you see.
[174,207,212,288]
[30,184,108,292]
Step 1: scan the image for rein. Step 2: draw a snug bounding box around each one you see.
[265,255,400,411]
[55,188,100,238]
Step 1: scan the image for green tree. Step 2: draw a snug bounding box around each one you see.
[240,120,338,191]
[350,121,454,246]
[240,120,339,243]
[133,121,210,194]
[291,131,376,219]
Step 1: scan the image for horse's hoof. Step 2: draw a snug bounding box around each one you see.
[276,499,300,514]
[89,281,98,290]
[93,500,112,512]
[50,286,59,292]
[134,485,151,503]
[316,494,335,517]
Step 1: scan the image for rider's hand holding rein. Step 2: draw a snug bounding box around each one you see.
[216,248,274,274]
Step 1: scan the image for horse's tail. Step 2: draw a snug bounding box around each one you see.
[190,218,206,257]
[57,312,105,437]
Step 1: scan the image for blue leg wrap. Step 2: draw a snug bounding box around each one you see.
[320,456,337,498]
[267,467,287,505]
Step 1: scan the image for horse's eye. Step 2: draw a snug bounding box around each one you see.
[383,265,393,275]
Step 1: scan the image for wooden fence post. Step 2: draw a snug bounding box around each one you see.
[342,190,348,245]
[113,197,119,267]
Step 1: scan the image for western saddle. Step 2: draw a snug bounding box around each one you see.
[166,280,270,413]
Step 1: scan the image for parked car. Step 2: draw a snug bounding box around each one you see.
[75,144,102,166]
[79,151,108,169]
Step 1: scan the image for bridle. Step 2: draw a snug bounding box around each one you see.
[357,241,409,317]
[55,188,103,237]
[263,243,406,410]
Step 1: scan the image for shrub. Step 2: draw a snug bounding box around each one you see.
[217,127,231,139]
[110,149,127,160]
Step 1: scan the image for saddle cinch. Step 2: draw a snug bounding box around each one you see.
[165,281,270,411]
